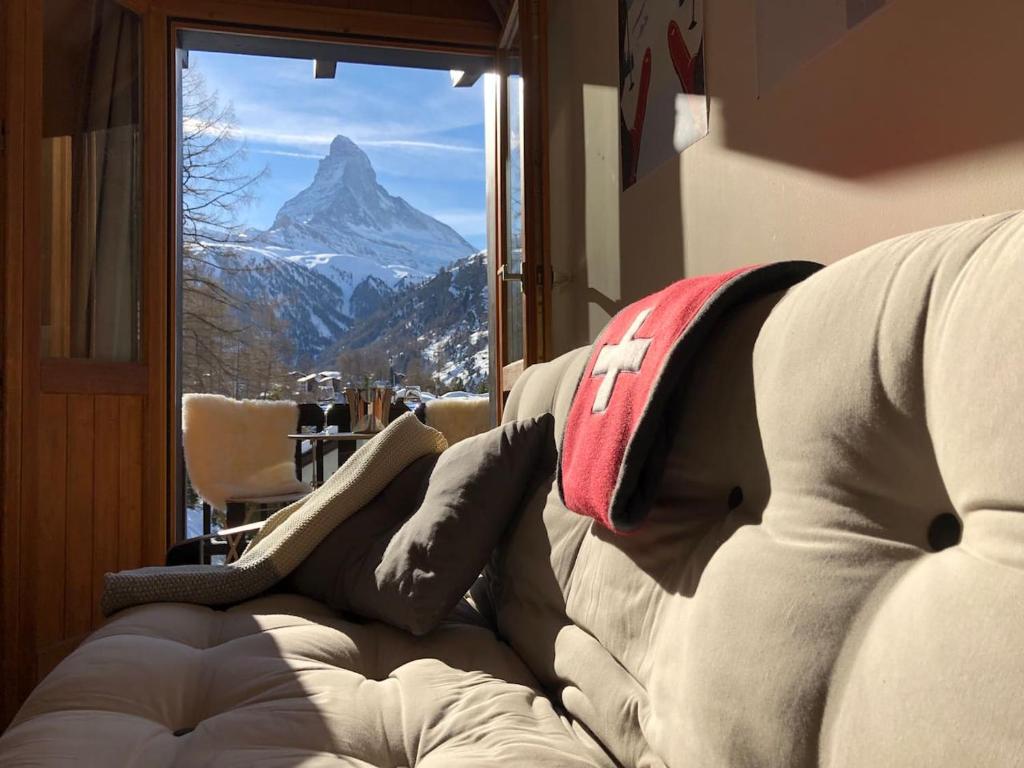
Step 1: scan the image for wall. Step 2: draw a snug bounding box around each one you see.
[547,0,1024,354]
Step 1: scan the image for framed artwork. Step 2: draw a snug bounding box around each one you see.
[619,0,707,189]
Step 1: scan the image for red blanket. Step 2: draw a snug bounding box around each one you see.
[558,262,821,533]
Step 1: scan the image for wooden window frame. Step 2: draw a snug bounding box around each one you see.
[489,0,551,411]
[162,12,503,541]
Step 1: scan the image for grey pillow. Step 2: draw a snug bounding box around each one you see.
[285,453,437,615]
[376,414,554,634]
[287,414,554,636]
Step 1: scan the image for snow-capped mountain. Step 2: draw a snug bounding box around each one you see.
[268,135,474,272]
[229,134,476,319]
[204,134,486,384]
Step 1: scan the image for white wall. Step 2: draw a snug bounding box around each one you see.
[547,0,1024,354]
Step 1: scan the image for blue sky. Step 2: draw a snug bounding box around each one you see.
[189,52,487,249]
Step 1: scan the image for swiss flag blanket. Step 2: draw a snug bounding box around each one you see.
[558,262,822,534]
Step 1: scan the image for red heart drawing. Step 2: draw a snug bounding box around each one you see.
[627,47,652,186]
[668,20,697,93]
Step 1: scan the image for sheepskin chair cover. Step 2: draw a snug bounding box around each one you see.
[182,394,310,512]
[419,397,492,446]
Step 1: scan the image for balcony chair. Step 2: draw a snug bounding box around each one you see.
[168,396,321,565]
[413,396,491,445]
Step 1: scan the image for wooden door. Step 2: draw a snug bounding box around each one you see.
[0,0,170,727]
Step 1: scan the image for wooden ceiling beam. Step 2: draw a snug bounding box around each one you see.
[153,0,500,50]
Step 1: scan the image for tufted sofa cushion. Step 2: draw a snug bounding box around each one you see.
[492,210,1024,767]
[491,291,782,768]
[0,594,612,766]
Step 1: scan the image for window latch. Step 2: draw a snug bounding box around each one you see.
[498,264,524,283]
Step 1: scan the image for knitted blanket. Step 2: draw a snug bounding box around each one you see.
[101,413,448,616]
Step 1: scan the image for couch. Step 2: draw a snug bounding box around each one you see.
[3,211,1024,766]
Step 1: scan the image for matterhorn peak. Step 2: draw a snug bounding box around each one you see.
[328,134,360,156]
[263,134,475,275]
[313,133,376,191]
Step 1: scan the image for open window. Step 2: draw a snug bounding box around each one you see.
[487,1,549,406]
[169,28,541,539]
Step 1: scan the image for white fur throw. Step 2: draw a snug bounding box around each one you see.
[421,398,491,446]
[182,394,309,512]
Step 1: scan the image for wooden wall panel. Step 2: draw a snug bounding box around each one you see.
[118,397,144,571]
[141,8,170,569]
[10,392,149,708]
[277,0,500,24]
[92,396,122,627]
[31,395,68,667]
[1,0,28,726]
[64,395,96,641]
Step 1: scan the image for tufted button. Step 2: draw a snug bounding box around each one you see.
[172,727,195,737]
[727,486,744,510]
[927,513,962,552]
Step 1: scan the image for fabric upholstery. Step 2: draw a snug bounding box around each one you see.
[0,596,612,767]
[289,417,552,636]
[101,414,447,615]
[286,454,437,619]
[6,211,1024,766]
[376,415,555,634]
[182,394,309,511]
[493,210,1024,767]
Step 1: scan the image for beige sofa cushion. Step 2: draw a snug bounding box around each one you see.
[493,294,780,768]
[494,211,1024,767]
[0,595,612,767]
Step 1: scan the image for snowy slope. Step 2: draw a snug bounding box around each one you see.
[325,251,490,389]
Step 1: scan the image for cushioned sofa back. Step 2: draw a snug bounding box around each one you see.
[493,210,1024,767]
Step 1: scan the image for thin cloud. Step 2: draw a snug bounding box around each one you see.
[360,139,483,153]
[253,148,324,159]
[238,126,336,149]
[238,126,483,156]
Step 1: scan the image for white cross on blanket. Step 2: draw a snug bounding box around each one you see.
[591,308,653,413]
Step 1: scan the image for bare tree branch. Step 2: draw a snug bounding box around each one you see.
[180,66,294,400]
